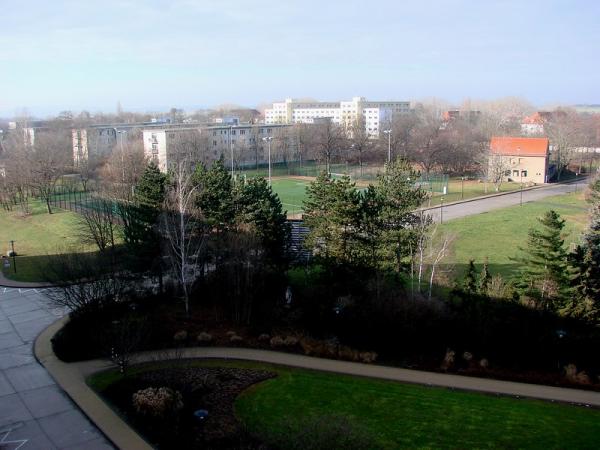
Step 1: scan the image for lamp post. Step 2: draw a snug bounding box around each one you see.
[9,240,16,274]
[262,136,273,186]
[440,197,445,224]
[113,128,127,184]
[520,171,523,206]
[230,125,234,176]
[461,176,465,200]
[383,129,392,163]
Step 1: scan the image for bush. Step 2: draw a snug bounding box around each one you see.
[196,332,213,344]
[132,387,183,418]
[173,330,188,342]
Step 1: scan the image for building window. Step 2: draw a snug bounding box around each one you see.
[521,170,528,177]
[213,140,217,146]
[240,130,246,135]
[513,170,519,177]
[231,130,236,135]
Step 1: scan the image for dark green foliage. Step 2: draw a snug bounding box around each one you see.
[515,210,574,312]
[193,158,236,231]
[303,172,363,265]
[375,158,427,271]
[463,259,478,294]
[236,177,290,265]
[302,159,427,271]
[478,258,492,295]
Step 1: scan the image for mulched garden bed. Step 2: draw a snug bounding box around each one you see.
[100,364,276,449]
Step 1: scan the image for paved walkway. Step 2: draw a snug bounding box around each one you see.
[0,287,113,450]
[425,181,582,222]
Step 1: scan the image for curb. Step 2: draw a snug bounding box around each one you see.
[34,317,153,450]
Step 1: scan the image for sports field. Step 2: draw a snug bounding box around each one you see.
[270,177,312,216]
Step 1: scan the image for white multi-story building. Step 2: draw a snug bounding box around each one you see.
[264,97,410,137]
[143,123,295,173]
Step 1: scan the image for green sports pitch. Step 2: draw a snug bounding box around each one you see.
[269,177,311,215]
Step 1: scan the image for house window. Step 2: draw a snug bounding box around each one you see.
[521,170,528,177]
[504,170,511,176]
[213,140,217,146]
[231,130,236,135]
[513,170,519,177]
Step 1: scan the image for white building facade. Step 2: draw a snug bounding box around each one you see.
[143,123,296,173]
[264,97,410,137]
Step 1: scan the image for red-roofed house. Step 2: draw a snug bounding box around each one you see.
[490,137,550,184]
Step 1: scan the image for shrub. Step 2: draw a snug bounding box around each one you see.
[359,351,378,364]
[230,334,243,343]
[132,387,183,418]
[196,332,213,344]
[226,330,237,337]
[270,336,285,348]
[173,330,188,342]
[441,349,455,371]
[258,333,271,342]
[283,336,299,346]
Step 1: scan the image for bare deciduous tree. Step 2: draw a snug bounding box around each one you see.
[162,158,206,315]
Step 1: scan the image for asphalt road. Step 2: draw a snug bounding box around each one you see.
[425,182,582,223]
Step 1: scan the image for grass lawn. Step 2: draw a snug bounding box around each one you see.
[440,191,589,279]
[427,178,522,206]
[0,200,85,282]
[89,359,600,449]
[270,177,312,215]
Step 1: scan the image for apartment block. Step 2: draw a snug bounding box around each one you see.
[143,123,295,173]
[264,97,410,137]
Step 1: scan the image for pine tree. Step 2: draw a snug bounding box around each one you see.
[193,158,236,232]
[237,177,290,266]
[463,259,478,294]
[375,158,428,272]
[515,210,574,312]
[478,258,492,295]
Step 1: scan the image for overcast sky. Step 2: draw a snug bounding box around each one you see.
[1,0,598,117]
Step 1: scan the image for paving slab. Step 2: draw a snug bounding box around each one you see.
[0,331,23,351]
[0,372,15,396]
[19,385,75,419]
[0,419,58,450]
[0,393,34,428]
[38,410,104,448]
[0,288,114,449]
[13,316,56,343]
[0,319,13,334]
[4,363,56,392]
[7,309,52,325]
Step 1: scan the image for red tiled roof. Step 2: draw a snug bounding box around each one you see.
[490,137,549,157]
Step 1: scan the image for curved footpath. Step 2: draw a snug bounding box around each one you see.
[35,317,600,450]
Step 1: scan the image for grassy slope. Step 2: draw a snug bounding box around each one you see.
[440,191,589,279]
[88,359,600,449]
[0,200,84,281]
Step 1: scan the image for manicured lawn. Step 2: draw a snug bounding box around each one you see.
[270,177,311,215]
[0,200,84,281]
[236,365,600,449]
[88,359,600,449]
[440,191,589,279]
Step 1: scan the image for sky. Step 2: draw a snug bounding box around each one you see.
[0,0,599,117]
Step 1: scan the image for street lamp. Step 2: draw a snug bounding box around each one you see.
[229,125,234,176]
[113,128,127,184]
[461,176,465,200]
[440,197,445,224]
[262,136,274,186]
[383,129,392,163]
